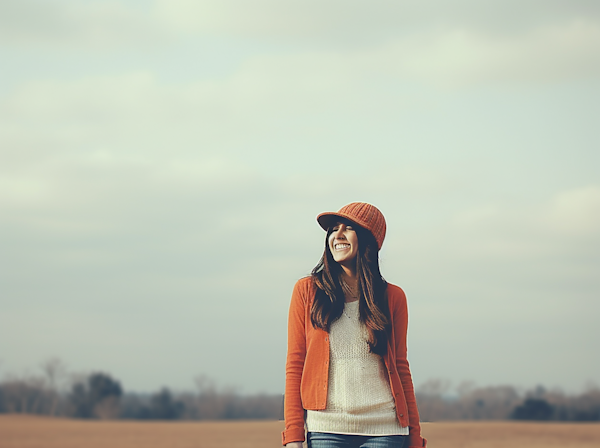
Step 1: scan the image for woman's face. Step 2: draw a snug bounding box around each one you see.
[328,221,359,266]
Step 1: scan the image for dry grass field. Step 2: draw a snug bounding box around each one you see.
[1,415,600,448]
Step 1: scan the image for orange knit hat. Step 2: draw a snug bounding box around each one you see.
[317,202,387,250]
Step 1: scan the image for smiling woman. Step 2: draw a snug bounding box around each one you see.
[282,203,426,448]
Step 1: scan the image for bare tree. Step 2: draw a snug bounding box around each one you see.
[1,375,49,414]
[40,358,67,416]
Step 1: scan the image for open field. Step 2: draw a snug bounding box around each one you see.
[1,415,600,448]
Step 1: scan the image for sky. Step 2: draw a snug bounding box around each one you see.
[1,0,599,395]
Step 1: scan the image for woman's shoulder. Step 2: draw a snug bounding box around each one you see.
[386,281,406,296]
[385,282,407,306]
[291,276,316,301]
[294,276,314,289]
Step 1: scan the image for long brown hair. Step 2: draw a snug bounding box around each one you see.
[310,219,390,356]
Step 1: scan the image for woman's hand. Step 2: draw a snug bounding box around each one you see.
[285,443,304,448]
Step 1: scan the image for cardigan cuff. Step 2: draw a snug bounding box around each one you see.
[409,436,427,447]
[281,427,305,446]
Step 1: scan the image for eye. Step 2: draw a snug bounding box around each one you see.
[332,226,340,232]
[346,225,354,230]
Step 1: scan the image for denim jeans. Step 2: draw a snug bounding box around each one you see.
[307,432,408,448]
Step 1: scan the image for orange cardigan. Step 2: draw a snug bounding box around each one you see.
[282,277,427,447]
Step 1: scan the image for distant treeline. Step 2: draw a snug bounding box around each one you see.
[1,359,599,421]
[416,379,600,422]
[0,359,283,420]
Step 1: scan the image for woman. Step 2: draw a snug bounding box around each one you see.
[282,202,426,448]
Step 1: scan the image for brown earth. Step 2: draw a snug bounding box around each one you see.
[1,415,600,448]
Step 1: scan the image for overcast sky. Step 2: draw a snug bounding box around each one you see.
[1,0,599,395]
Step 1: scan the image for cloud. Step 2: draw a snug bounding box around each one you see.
[155,0,600,41]
[0,0,170,48]
[394,185,600,308]
[451,185,600,251]
[550,185,600,236]
[152,0,600,84]
[382,19,600,85]
[3,1,599,85]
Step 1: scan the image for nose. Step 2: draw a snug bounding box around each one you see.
[333,225,346,239]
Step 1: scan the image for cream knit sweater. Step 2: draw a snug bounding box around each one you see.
[305,300,409,436]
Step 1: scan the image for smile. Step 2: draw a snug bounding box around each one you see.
[334,243,351,250]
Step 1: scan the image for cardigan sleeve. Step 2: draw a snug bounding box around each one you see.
[391,286,427,448]
[281,278,309,445]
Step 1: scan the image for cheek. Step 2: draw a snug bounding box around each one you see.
[327,236,337,252]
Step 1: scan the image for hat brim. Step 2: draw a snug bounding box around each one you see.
[316,212,367,232]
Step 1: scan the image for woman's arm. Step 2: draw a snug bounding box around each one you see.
[391,286,427,448]
[281,279,309,446]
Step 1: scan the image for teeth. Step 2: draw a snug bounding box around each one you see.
[335,244,350,250]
